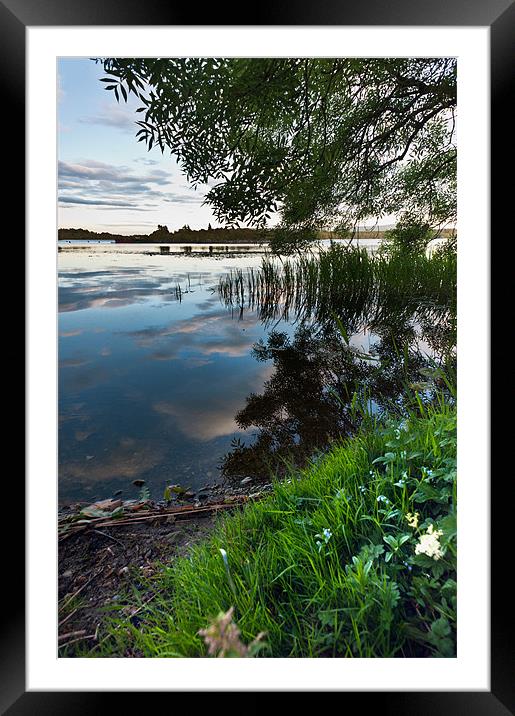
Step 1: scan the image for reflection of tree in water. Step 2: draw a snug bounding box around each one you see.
[222,327,367,481]
[221,306,455,483]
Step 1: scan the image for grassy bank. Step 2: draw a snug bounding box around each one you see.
[92,392,456,658]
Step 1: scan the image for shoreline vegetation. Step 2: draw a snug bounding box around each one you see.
[58,245,457,658]
[58,226,455,245]
[61,393,456,658]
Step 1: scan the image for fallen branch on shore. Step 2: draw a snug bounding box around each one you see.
[58,495,256,541]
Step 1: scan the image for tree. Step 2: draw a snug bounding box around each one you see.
[98,58,456,250]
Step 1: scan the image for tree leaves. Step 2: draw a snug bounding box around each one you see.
[97,57,457,234]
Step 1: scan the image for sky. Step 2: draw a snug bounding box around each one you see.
[58,58,402,236]
[58,58,222,235]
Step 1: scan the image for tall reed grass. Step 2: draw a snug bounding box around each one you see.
[218,245,456,331]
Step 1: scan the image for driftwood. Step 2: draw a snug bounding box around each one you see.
[58,495,253,541]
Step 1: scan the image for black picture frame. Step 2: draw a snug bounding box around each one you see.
[4,0,511,712]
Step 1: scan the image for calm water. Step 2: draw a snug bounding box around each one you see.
[58,248,289,503]
[58,243,453,504]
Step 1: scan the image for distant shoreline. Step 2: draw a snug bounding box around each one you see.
[58,227,455,245]
[59,227,268,245]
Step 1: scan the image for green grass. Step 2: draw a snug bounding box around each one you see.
[218,244,456,330]
[92,394,457,659]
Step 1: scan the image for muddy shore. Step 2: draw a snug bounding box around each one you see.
[58,479,270,656]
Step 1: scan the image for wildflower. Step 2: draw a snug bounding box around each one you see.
[335,489,350,502]
[400,450,407,459]
[406,512,419,529]
[376,495,390,504]
[315,528,332,552]
[359,485,366,493]
[415,524,444,560]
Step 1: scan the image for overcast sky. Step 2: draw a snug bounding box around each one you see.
[58,58,224,235]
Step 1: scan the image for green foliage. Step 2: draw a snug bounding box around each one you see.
[219,244,457,328]
[93,398,457,658]
[97,58,457,241]
[380,214,433,257]
[138,485,151,502]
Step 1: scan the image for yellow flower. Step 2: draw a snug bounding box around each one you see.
[406,512,419,529]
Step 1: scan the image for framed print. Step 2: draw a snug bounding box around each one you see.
[3,0,512,712]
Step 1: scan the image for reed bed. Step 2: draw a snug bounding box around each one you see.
[218,245,456,332]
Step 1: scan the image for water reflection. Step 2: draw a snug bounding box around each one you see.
[219,269,456,483]
[58,247,455,503]
[58,251,278,503]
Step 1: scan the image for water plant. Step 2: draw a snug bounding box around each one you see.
[218,244,456,330]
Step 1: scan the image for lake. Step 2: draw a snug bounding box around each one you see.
[58,242,453,504]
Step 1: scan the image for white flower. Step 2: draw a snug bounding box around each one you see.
[415,524,444,560]
[315,528,332,551]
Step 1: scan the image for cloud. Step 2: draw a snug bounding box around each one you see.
[151,362,274,441]
[60,436,167,483]
[163,194,204,205]
[59,196,148,208]
[59,159,170,185]
[60,357,92,368]
[126,310,259,362]
[57,159,202,211]
[134,158,159,166]
[59,328,83,337]
[58,270,177,312]
[78,104,138,132]
[153,400,240,441]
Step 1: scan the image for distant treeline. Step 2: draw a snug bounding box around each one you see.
[58,225,268,244]
[58,225,455,244]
